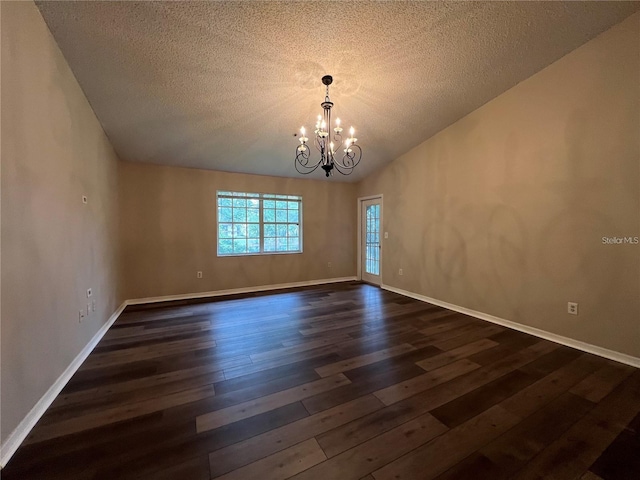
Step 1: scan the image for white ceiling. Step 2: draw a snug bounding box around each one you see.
[36,1,639,182]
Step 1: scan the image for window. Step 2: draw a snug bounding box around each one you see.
[217,191,302,256]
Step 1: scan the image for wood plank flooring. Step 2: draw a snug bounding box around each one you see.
[3,282,639,479]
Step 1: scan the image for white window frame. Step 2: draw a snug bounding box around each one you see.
[216,191,303,257]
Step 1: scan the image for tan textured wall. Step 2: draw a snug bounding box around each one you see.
[119,162,357,299]
[1,1,121,444]
[359,13,640,358]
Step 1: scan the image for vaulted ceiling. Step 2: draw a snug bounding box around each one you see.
[36,1,639,182]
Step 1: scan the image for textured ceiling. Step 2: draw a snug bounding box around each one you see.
[36,1,639,182]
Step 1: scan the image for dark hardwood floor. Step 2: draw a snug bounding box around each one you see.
[3,282,639,479]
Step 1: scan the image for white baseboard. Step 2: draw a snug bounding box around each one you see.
[125,276,358,305]
[382,284,640,369]
[0,302,127,468]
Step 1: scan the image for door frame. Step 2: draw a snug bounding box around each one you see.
[357,194,383,284]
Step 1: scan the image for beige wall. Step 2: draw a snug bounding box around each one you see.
[1,1,121,445]
[119,162,357,299]
[359,13,640,358]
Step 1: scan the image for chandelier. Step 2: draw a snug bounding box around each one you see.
[295,75,362,177]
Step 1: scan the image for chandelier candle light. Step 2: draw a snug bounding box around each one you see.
[295,75,362,177]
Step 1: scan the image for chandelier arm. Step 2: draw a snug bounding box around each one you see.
[295,150,312,167]
[295,144,312,166]
[295,160,322,175]
[295,147,323,174]
[331,160,354,176]
[332,143,362,170]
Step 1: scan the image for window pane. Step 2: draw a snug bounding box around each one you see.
[276,224,287,237]
[264,223,276,237]
[233,198,247,208]
[276,238,288,251]
[219,239,233,254]
[218,207,232,222]
[288,210,299,223]
[247,199,260,208]
[233,224,247,238]
[233,208,247,222]
[247,208,259,222]
[218,198,232,207]
[289,238,300,251]
[276,210,287,222]
[219,223,233,238]
[264,237,276,251]
[247,224,260,238]
[247,239,260,252]
[263,200,275,209]
[276,201,287,209]
[288,224,298,237]
[288,201,299,210]
[264,209,276,222]
[233,239,247,253]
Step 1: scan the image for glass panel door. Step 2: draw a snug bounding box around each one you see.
[361,198,381,285]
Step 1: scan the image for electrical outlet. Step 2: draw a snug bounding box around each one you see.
[197,271,203,279]
[328,262,332,268]
[568,302,578,315]
[87,288,92,298]
[384,232,389,239]
[399,268,403,276]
